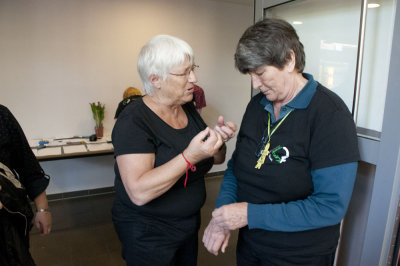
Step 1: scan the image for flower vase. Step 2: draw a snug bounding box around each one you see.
[95,125,104,138]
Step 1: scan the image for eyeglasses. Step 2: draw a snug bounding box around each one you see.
[169,64,199,77]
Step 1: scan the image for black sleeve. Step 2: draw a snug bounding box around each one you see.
[112,110,156,157]
[0,105,49,200]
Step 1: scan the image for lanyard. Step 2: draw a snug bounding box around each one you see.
[255,109,293,169]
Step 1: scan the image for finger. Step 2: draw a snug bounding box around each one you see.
[203,226,211,244]
[199,127,211,141]
[221,234,230,253]
[221,242,227,253]
[207,234,219,256]
[41,220,51,234]
[204,223,220,255]
[207,128,218,140]
[214,128,229,141]
[217,116,224,127]
[203,230,214,254]
[209,130,223,150]
[214,131,224,149]
[212,233,227,256]
[226,121,238,133]
[222,124,236,139]
[202,229,207,243]
[206,236,218,255]
[203,223,216,246]
[210,239,220,256]
[35,219,41,231]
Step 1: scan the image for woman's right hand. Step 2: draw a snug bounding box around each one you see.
[203,217,231,256]
[184,127,223,164]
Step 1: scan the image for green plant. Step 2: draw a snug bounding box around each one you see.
[90,102,105,128]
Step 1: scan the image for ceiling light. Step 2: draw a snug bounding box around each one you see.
[293,21,303,25]
[368,3,380,8]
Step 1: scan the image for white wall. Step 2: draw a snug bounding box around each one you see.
[0,0,253,193]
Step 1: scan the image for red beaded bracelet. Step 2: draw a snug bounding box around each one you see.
[181,153,196,187]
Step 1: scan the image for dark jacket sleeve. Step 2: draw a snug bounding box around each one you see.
[0,105,49,200]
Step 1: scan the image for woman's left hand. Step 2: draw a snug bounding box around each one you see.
[214,116,237,142]
[212,202,248,231]
[34,210,52,235]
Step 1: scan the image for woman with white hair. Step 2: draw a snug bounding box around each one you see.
[111,35,237,266]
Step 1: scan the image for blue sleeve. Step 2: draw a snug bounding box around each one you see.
[215,159,237,208]
[247,162,358,232]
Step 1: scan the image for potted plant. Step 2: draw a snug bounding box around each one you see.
[90,102,105,138]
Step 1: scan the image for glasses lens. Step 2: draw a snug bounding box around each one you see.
[169,64,199,77]
[188,64,198,75]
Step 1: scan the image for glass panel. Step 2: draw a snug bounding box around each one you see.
[263,0,396,134]
[264,0,360,113]
[357,0,396,133]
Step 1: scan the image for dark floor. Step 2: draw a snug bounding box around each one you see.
[30,176,237,266]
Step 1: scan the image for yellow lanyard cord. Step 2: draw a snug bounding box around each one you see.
[255,109,294,169]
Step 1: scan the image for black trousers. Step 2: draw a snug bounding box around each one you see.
[236,229,336,266]
[113,214,200,266]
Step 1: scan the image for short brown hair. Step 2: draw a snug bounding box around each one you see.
[235,18,305,73]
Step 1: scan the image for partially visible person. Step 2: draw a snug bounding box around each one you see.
[0,104,52,266]
[114,86,142,119]
[111,34,237,266]
[203,18,360,266]
[192,84,206,114]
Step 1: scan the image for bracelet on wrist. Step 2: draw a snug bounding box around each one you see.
[36,208,50,213]
[181,152,196,188]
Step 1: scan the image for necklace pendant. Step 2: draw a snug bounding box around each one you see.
[263,142,270,155]
[255,142,270,169]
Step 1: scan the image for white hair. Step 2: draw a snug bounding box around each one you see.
[137,35,194,95]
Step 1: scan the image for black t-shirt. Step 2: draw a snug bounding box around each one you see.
[112,97,214,221]
[233,84,359,255]
[234,84,359,204]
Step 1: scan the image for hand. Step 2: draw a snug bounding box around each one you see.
[35,210,52,235]
[184,127,223,163]
[214,116,237,142]
[202,218,231,256]
[212,202,248,231]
